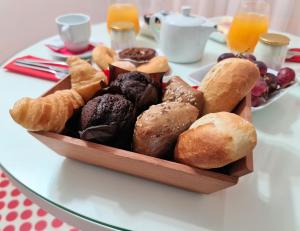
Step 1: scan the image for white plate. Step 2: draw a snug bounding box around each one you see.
[188,62,299,111]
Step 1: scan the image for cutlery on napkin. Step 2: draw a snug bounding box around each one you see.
[14,62,68,79]
[3,55,69,81]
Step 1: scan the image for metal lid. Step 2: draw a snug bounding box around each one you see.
[110,22,134,31]
[259,33,290,46]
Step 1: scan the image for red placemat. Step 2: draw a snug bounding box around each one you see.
[3,56,68,82]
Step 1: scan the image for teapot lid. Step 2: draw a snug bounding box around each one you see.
[166,6,206,27]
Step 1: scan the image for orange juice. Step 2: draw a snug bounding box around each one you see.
[107,3,140,34]
[227,12,269,53]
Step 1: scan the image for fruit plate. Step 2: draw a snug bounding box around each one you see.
[189,63,299,112]
[29,75,253,194]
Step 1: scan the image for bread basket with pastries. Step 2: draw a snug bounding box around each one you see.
[9,45,259,193]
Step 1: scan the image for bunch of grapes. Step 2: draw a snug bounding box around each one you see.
[217,53,296,107]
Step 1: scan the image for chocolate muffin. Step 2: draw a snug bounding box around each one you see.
[80,94,135,148]
[109,71,161,114]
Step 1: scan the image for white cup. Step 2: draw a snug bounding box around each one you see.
[56,13,91,52]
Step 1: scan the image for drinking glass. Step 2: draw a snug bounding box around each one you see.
[227,0,270,53]
[107,0,140,34]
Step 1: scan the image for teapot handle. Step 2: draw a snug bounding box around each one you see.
[149,12,165,42]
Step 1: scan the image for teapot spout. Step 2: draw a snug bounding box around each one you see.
[202,21,217,36]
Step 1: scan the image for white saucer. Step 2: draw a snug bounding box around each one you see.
[48,49,93,60]
[46,36,100,60]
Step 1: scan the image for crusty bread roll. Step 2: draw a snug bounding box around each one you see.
[175,112,257,169]
[200,58,259,114]
[163,76,204,112]
[133,102,199,158]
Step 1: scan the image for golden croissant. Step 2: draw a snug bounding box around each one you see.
[9,89,84,132]
[137,56,170,74]
[92,45,116,70]
[67,56,108,102]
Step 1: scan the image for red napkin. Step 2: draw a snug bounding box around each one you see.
[46,44,94,55]
[286,48,300,63]
[3,55,68,81]
[103,69,110,83]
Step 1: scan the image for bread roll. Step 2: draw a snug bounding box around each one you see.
[175,112,257,169]
[200,58,259,114]
[133,102,199,158]
[163,76,204,112]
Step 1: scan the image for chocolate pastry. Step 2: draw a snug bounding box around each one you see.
[109,71,161,114]
[119,47,156,62]
[80,94,135,148]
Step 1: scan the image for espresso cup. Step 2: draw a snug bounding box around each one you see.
[56,13,91,52]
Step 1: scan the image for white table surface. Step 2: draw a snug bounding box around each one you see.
[1,23,300,231]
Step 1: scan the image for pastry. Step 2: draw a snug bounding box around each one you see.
[133,102,199,158]
[163,76,204,112]
[67,56,108,102]
[10,89,84,132]
[119,47,156,62]
[92,45,117,70]
[200,58,259,114]
[80,94,135,148]
[137,56,170,74]
[175,112,257,169]
[109,71,160,113]
[111,61,136,71]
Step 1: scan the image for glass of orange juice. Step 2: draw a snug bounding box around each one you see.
[107,0,140,34]
[227,0,270,53]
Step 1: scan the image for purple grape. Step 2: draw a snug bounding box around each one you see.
[239,53,256,62]
[251,79,269,98]
[251,95,266,107]
[277,67,296,88]
[251,95,261,107]
[217,53,236,62]
[263,73,278,94]
[254,61,268,76]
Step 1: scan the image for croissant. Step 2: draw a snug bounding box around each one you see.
[9,89,84,132]
[67,56,108,102]
[92,45,116,70]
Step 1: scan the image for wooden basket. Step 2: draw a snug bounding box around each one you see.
[30,76,253,194]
